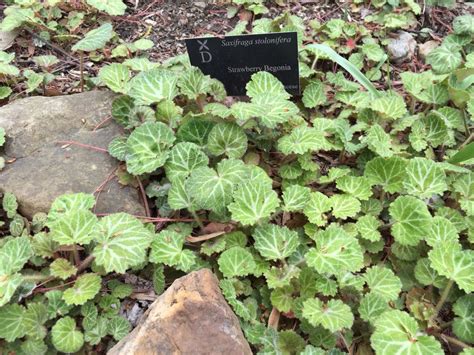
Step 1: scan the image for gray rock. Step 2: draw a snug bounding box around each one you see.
[108,269,252,355]
[419,40,439,61]
[0,91,145,218]
[387,31,417,63]
[0,30,18,50]
[194,1,207,9]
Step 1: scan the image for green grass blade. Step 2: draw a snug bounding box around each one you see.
[306,43,382,98]
[448,142,474,164]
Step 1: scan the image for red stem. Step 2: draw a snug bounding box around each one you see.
[57,140,108,153]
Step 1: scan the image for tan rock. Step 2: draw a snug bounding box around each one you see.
[108,269,252,355]
[419,40,439,61]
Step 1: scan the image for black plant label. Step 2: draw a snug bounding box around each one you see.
[185,32,299,96]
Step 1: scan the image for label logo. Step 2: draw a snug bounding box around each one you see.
[198,39,212,63]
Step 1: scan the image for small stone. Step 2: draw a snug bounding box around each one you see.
[387,31,417,63]
[194,1,207,9]
[418,40,439,61]
[0,30,18,50]
[108,269,252,355]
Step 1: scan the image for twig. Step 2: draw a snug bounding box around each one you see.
[23,28,80,64]
[34,279,77,294]
[339,332,353,355]
[439,334,472,350]
[57,140,108,153]
[93,168,117,213]
[430,279,454,324]
[95,213,197,222]
[459,132,474,150]
[186,231,226,243]
[77,255,95,273]
[136,177,151,218]
[268,307,280,330]
[92,116,112,131]
[79,51,84,92]
[72,244,80,266]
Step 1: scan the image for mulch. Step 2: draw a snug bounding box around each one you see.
[0,0,468,99]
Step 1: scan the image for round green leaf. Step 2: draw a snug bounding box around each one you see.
[63,274,101,305]
[371,310,443,355]
[125,122,175,175]
[253,224,299,261]
[218,246,256,278]
[92,213,154,273]
[51,317,84,353]
[302,298,354,332]
[207,122,248,159]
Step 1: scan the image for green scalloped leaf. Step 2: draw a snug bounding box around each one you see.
[364,265,402,301]
[283,185,311,212]
[125,122,175,175]
[3,192,18,218]
[0,86,12,99]
[403,158,447,198]
[187,159,247,213]
[303,192,331,226]
[389,196,432,246]
[24,302,48,339]
[371,92,407,119]
[364,156,407,194]
[355,215,382,242]
[50,258,77,280]
[248,94,300,128]
[270,286,293,312]
[218,246,256,278]
[246,71,290,100]
[164,142,209,182]
[48,193,95,224]
[107,315,131,341]
[253,224,299,261]
[414,258,447,287]
[302,298,354,332]
[49,209,98,246]
[362,124,393,158]
[336,175,372,200]
[330,194,361,220]
[371,310,443,355]
[150,230,196,272]
[305,225,364,275]
[63,274,101,306]
[426,44,462,74]
[228,179,280,226]
[425,216,459,247]
[108,136,127,161]
[51,317,84,353]
[0,304,26,342]
[429,244,474,293]
[72,23,113,52]
[178,67,211,100]
[128,69,179,105]
[278,125,332,155]
[92,213,153,273]
[0,236,32,275]
[358,293,388,323]
[302,81,326,108]
[86,0,126,15]
[98,63,130,94]
[453,294,474,343]
[207,122,248,159]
